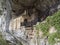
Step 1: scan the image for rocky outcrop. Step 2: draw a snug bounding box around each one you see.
[0,0,60,45]
[11,0,60,21]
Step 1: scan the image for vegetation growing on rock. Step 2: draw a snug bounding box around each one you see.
[0,32,9,45]
[36,10,60,45]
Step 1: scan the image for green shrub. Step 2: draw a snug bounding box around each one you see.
[0,33,9,45]
[36,10,60,45]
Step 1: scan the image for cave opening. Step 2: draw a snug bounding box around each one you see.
[24,19,28,26]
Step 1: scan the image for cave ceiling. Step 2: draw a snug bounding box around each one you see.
[11,0,60,17]
[6,0,60,27]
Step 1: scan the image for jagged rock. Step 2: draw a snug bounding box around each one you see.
[1,0,60,45]
[11,0,60,21]
[12,0,36,6]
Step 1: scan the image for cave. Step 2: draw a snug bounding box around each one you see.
[2,0,60,29]
[1,0,60,45]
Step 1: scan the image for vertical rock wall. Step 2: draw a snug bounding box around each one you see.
[0,0,60,45]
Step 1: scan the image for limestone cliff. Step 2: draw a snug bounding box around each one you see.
[0,0,60,45]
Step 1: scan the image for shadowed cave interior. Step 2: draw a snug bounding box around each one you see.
[10,0,60,27]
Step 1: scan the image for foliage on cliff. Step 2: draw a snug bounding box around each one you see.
[0,32,9,45]
[0,10,2,15]
[36,10,60,45]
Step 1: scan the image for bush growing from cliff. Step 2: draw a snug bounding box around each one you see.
[36,10,60,45]
[0,32,9,45]
[0,10,2,15]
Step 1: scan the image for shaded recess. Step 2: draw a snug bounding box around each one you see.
[10,0,60,27]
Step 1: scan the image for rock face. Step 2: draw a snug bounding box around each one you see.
[0,0,60,45]
[11,0,60,21]
[12,0,36,6]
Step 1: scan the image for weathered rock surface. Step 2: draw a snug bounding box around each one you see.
[11,0,60,21]
[0,0,60,45]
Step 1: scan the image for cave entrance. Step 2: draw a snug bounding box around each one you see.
[24,19,28,27]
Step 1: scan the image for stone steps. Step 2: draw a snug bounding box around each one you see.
[25,27,34,39]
